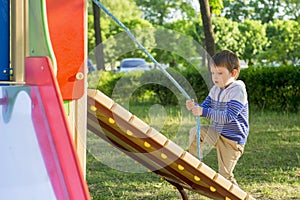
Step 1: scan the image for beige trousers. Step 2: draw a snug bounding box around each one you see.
[189,125,244,185]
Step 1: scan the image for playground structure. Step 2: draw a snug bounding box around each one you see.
[1,0,255,199]
[1,0,89,199]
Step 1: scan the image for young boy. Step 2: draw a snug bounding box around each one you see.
[186,50,249,185]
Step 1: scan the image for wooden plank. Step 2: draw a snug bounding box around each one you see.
[130,115,151,133]
[213,173,232,190]
[88,89,114,109]
[111,103,132,122]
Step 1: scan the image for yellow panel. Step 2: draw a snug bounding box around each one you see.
[11,0,26,83]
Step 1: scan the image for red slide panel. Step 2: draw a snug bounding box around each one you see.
[26,56,90,200]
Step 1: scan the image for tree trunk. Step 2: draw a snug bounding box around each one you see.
[198,0,216,57]
[92,1,105,70]
[198,0,215,87]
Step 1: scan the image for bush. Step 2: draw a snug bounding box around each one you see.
[90,65,300,112]
[239,66,300,112]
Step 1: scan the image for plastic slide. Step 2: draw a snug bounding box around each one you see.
[0,57,90,200]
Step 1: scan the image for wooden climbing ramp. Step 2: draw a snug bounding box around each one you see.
[87,89,255,200]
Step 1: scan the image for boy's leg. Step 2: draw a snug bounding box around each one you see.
[189,125,219,158]
[216,135,244,185]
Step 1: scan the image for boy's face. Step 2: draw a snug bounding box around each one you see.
[210,66,237,88]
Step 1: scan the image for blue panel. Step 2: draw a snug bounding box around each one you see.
[0,1,10,81]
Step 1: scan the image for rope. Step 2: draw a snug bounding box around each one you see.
[93,0,201,161]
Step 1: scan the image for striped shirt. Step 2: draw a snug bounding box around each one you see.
[200,80,249,144]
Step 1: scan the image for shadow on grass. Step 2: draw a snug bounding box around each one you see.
[86,153,187,200]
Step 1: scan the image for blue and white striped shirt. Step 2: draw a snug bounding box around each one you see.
[200,80,249,144]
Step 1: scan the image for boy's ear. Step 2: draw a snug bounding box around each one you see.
[232,69,239,78]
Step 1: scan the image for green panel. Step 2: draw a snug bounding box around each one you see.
[29,0,57,73]
[64,100,70,115]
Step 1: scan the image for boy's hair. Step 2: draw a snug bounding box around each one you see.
[212,50,240,78]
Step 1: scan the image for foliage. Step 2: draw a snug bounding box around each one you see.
[88,0,299,68]
[150,26,203,68]
[237,19,268,64]
[90,65,300,113]
[222,0,299,23]
[134,0,197,25]
[87,0,148,54]
[262,20,300,65]
[92,69,201,106]
[239,66,300,112]
[213,17,243,56]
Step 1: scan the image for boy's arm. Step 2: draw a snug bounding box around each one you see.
[201,100,244,124]
[202,85,247,124]
[199,96,211,108]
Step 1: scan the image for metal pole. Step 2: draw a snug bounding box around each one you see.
[11,0,28,83]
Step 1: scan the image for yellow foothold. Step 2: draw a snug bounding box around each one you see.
[194,176,201,182]
[126,130,133,136]
[144,141,151,148]
[108,118,115,124]
[90,105,97,111]
[210,186,216,192]
[161,153,168,159]
[160,177,165,181]
[147,169,152,173]
[225,197,231,200]
[178,164,184,171]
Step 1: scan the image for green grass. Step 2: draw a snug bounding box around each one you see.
[86,106,300,200]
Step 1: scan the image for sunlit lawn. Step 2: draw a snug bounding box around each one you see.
[86,105,300,200]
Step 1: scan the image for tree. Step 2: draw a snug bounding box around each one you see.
[92,1,105,70]
[88,0,147,69]
[213,17,242,55]
[263,20,300,65]
[222,0,299,23]
[237,19,268,64]
[281,0,300,22]
[134,0,197,25]
[198,0,216,57]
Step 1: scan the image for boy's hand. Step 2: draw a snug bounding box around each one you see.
[186,99,195,111]
[191,106,203,116]
[186,100,203,116]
